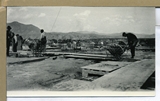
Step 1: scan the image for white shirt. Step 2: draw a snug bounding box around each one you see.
[40,32,46,39]
[101,41,103,45]
[14,35,17,43]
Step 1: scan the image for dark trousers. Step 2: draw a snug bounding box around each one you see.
[130,46,135,58]
[12,42,18,52]
[7,40,10,56]
[129,40,138,58]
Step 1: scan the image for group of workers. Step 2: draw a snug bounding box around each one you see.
[6,26,47,57]
[6,26,19,56]
[6,26,138,59]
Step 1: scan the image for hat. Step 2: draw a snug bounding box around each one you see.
[40,29,44,33]
[7,26,12,30]
[122,32,126,36]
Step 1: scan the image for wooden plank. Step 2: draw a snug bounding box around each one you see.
[67,53,112,57]
[43,52,70,56]
[64,55,116,61]
[7,57,48,65]
[43,52,113,57]
[91,59,155,91]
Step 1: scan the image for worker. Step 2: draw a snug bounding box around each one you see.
[17,34,23,50]
[122,32,138,58]
[100,41,104,48]
[72,40,77,49]
[40,29,47,52]
[6,26,13,56]
[12,33,18,52]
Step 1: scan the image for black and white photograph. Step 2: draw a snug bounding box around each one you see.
[6,7,155,96]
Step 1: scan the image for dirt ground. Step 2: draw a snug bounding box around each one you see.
[7,57,95,91]
[7,50,155,91]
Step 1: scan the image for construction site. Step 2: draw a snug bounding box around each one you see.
[6,7,155,93]
[7,37,155,91]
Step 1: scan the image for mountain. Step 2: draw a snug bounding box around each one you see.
[135,33,155,38]
[7,21,41,39]
[7,21,155,39]
[146,34,155,38]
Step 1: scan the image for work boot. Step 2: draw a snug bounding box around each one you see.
[131,56,134,59]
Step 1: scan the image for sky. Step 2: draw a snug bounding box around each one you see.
[156,8,160,25]
[7,7,155,34]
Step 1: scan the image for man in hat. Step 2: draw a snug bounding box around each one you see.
[40,29,47,52]
[6,26,13,56]
[122,32,138,58]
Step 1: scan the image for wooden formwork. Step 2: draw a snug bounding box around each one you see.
[82,68,109,78]
[81,62,130,78]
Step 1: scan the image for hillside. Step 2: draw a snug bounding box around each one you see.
[7,21,155,39]
[7,21,41,39]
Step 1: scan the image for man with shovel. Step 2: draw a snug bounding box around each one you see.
[122,32,138,59]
